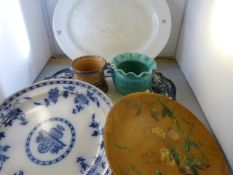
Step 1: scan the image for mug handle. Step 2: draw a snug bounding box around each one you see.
[43,65,112,80]
[149,70,176,100]
[43,67,176,100]
[104,63,114,78]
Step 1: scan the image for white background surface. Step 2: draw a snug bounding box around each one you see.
[0,0,232,172]
[41,0,187,57]
[176,0,233,169]
[0,0,187,99]
[0,0,51,99]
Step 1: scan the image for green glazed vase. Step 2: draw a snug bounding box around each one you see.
[112,53,157,95]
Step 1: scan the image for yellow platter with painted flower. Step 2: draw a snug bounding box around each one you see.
[104,93,228,175]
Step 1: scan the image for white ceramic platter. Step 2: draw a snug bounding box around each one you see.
[0,79,112,175]
[53,0,171,62]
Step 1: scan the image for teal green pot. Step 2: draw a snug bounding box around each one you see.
[112,53,157,95]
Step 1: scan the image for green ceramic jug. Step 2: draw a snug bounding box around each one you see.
[112,53,156,95]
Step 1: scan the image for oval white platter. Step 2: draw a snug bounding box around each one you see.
[53,0,171,61]
[0,79,112,175]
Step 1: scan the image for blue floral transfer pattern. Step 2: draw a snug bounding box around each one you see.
[0,108,28,127]
[26,118,75,166]
[0,103,27,172]
[87,91,100,107]
[0,132,5,140]
[77,157,90,173]
[76,155,105,175]
[0,145,10,171]
[62,86,74,98]
[33,86,101,115]
[74,112,108,174]
[101,161,106,169]
[0,80,112,112]
[0,80,112,174]
[89,113,101,137]
[42,88,60,106]
[36,125,66,154]
[0,107,27,171]
[73,94,89,114]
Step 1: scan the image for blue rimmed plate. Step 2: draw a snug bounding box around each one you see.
[0,79,112,175]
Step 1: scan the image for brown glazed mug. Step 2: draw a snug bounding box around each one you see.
[70,55,108,92]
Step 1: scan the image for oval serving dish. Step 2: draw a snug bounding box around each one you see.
[104,92,228,175]
[53,0,172,61]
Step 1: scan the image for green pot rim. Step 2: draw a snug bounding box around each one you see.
[111,53,157,78]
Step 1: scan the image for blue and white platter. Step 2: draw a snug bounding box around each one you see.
[0,79,112,175]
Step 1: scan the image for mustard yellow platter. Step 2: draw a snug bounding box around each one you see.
[104,93,228,175]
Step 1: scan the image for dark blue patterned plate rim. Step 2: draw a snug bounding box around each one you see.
[0,79,113,175]
[0,79,113,111]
